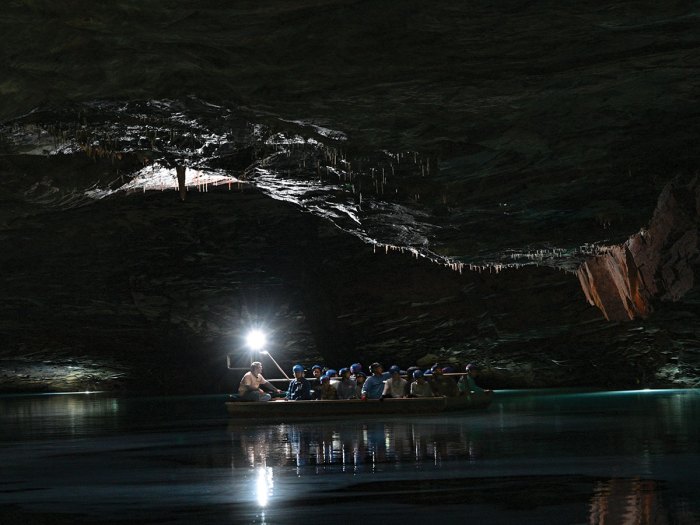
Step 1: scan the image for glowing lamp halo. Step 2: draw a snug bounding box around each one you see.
[245,329,267,351]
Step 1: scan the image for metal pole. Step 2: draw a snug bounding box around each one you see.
[263,351,290,380]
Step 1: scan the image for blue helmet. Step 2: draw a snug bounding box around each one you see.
[320,375,331,383]
[413,370,424,379]
[311,364,322,371]
[292,364,304,374]
[326,369,337,377]
[350,363,363,373]
[339,367,349,377]
[389,365,401,375]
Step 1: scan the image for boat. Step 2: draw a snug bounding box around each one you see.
[225,392,492,419]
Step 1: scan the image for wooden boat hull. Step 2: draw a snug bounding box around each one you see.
[225,392,492,419]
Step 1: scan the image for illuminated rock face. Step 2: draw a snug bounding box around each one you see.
[578,176,699,321]
[578,244,651,321]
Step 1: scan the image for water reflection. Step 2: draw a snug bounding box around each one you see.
[229,390,700,473]
[230,419,487,472]
[224,391,699,523]
[0,393,120,439]
[587,477,700,525]
[255,467,273,508]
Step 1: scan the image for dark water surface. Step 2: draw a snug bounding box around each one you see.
[1,389,698,524]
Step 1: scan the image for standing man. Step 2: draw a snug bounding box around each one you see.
[238,361,281,401]
[361,362,387,400]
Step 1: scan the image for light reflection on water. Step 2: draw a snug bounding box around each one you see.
[0,389,698,524]
[231,419,486,472]
[0,392,121,439]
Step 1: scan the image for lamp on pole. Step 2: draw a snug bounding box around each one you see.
[245,330,290,380]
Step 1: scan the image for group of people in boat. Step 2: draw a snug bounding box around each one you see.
[237,360,489,402]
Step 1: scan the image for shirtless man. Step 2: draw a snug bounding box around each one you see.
[238,362,281,401]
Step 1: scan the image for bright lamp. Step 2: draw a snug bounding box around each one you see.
[246,330,267,351]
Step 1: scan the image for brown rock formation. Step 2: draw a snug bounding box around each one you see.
[578,176,700,321]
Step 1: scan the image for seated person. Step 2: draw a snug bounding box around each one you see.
[319,374,338,400]
[404,366,420,396]
[286,364,312,400]
[457,363,491,395]
[349,362,364,381]
[361,362,387,400]
[382,365,407,398]
[309,364,324,400]
[335,368,357,399]
[354,372,366,398]
[238,361,281,401]
[325,369,338,384]
[409,370,434,397]
[428,364,459,397]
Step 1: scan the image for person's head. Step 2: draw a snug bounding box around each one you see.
[326,369,338,378]
[370,362,383,376]
[251,361,263,375]
[389,365,401,377]
[339,367,350,379]
[431,364,443,375]
[355,372,366,384]
[350,363,363,374]
[292,364,304,378]
[320,375,332,387]
[413,369,424,381]
[465,363,480,376]
[311,364,323,378]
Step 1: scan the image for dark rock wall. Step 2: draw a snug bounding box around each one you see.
[3,152,697,393]
[2,3,699,393]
